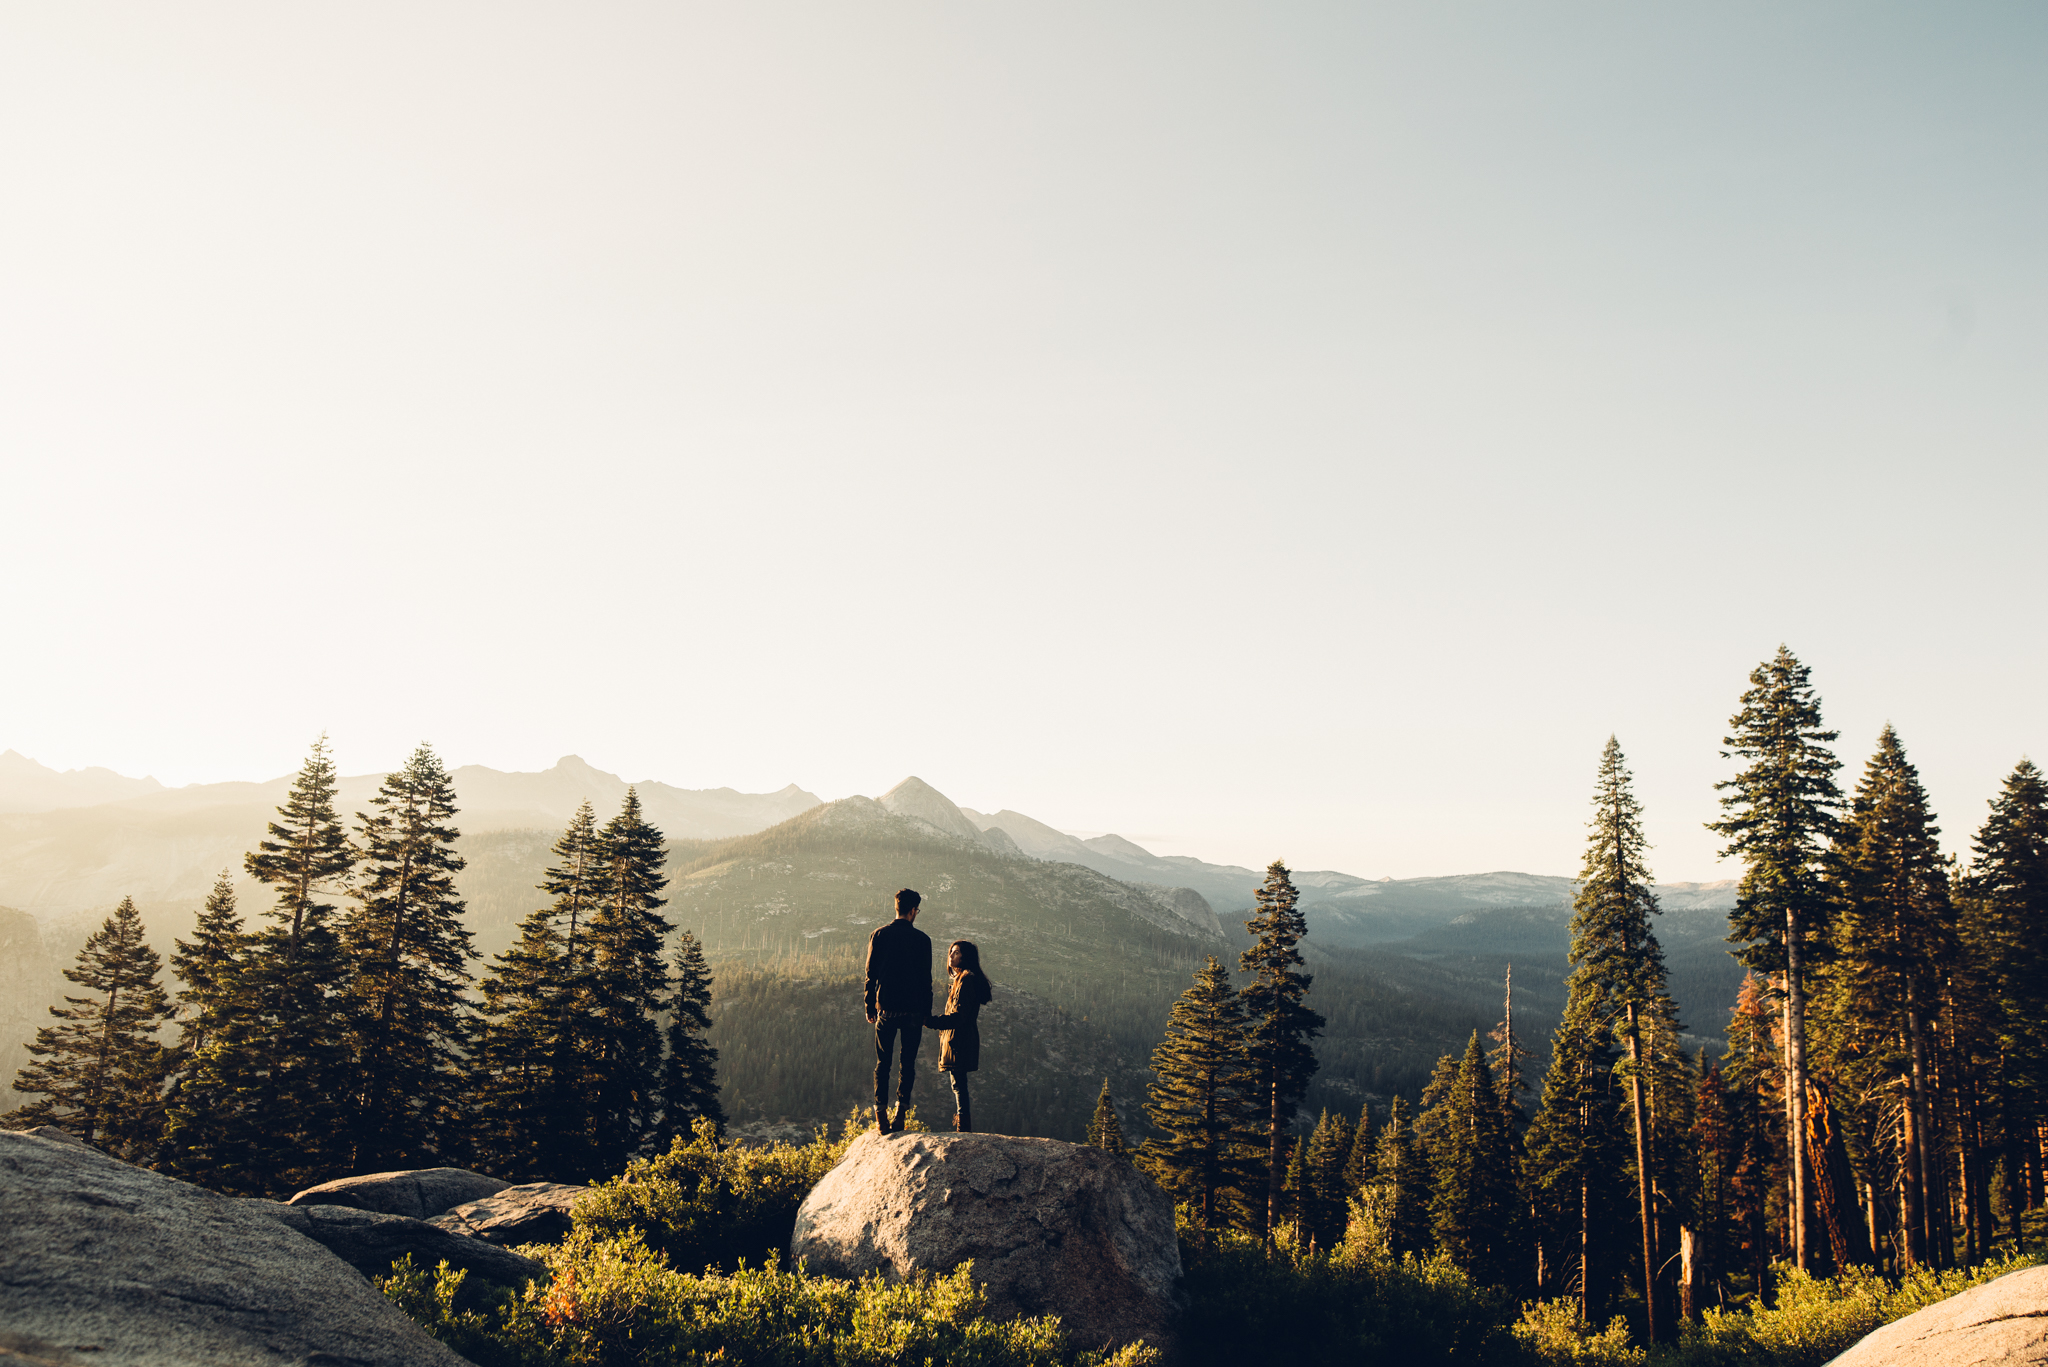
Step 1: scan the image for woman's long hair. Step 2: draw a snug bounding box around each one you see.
[950,940,993,1006]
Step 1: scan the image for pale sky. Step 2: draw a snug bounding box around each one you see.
[3,3,2043,881]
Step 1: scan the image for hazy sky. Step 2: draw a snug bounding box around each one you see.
[3,4,2043,880]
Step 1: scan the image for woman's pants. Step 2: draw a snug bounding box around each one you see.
[947,1070,972,1127]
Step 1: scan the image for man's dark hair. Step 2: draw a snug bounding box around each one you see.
[895,888,922,915]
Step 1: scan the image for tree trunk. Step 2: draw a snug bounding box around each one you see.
[1902,1082,1925,1267]
[1907,1000,1940,1267]
[1266,1075,1282,1241]
[1784,927,1810,1271]
[1628,1002,1657,1344]
[1680,1226,1703,1321]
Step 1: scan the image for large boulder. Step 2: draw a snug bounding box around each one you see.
[258,1200,549,1286]
[289,1166,511,1218]
[1826,1265,2048,1366]
[0,1130,470,1367]
[789,1131,1181,1351]
[430,1181,587,1245]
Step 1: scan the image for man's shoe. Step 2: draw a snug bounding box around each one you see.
[956,1112,973,1133]
[889,1104,910,1133]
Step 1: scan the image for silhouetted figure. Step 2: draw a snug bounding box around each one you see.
[928,939,993,1132]
[865,888,932,1133]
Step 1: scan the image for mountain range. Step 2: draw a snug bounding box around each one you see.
[0,752,1748,1140]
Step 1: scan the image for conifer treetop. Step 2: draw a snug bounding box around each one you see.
[1708,646,1844,968]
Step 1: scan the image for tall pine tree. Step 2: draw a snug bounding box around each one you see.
[173,738,358,1192]
[1423,1032,1520,1286]
[10,897,171,1154]
[1141,955,1261,1245]
[1572,738,1681,1338]
[1300,1107,1356,1252]
[1707,647,1843,1270]
[1962,758,2048,1251]
[159,872,246,1171]
[585,789,673,1173]
[1370,1095,1432,1258]
[1239,859,1324,1238]
[472,801,605,1180]
[340,743,474,1171]
[1831,725,1954,1268]
[660,929,725,1144]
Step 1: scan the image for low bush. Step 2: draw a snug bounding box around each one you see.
[1513,1251,2043,1367]
[1176,1227,1524,1366]
[570,1109,922,1274]
[378,1232,1159,1367]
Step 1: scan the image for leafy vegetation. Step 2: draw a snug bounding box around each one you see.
[1514,1253,2043,1367]
[379,1242,1160,1367]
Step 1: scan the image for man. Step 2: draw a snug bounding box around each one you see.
[865,888,933,1134]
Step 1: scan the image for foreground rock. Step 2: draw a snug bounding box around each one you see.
[260,1201,549,1286]
[0,1131,469,1367]
[290,1166,511,1218]
[1826,1265,2048,1366]
[790,1131,1180,1351]
[431,1181,586,1244]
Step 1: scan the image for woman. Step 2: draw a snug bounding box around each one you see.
[926,939,993,1133]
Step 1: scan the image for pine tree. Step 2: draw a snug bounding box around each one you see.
[167,871,246,1073]
[1721,973,1782,1291]
[339,743,474,1171]
[1141,955,1261,1245]
[1371,1095,1432,1258]
[1422,1032,1519,1285]
[472,801,607,1180]
[1341,1102,1375,1203]
[1525,992,1631,1318]
[10,897,171,1154]
[586,789,674,1173]
[245,734,355,963]
[1571,738,1681,1334]
[1301,1107,1355,1252]
[1687,1052,1736,1316]
[158,872,246,1169]
[659,929,725,1144]
[1961,759,2048,1251]
[471,803,606,1180]
[1239,859,1324,1238]
[1707,647,1843,1270]
[1088,1077,1128,1154]
[174,738,359,1192]
[1832,725,1955,1268]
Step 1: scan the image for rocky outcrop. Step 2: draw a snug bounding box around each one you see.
[1825,1265,2048,1366]
[790,1131,1180,1352]
[430,1181,586,1245]
[289,1166,511,1218]
[259,1201,548,1286]
[0,1130,470,1367]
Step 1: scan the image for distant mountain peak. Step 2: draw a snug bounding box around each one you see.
[0,751,164,814]
[879,777,987,844]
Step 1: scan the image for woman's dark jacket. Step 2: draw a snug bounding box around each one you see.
[927,970,992,1073]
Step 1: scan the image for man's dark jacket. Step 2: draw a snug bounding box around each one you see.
[865,917,933,1019]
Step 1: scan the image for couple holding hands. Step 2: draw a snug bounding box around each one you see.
[863,887,994,1134]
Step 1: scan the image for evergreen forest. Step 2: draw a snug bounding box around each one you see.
[7,645,2046,1363]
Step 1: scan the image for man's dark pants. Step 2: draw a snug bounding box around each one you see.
[874,1014,923,1116]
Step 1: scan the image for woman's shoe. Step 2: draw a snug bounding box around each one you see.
[955,1112,973,1133]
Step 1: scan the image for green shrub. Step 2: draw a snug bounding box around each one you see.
[378,1230,1159,1367]
[1511,1252,2044,1367]
[1176,1229,1525,1366]
[1659,1253,2040,1367]
[1511,1298,1645,1366]
[571,1110,914,1273]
